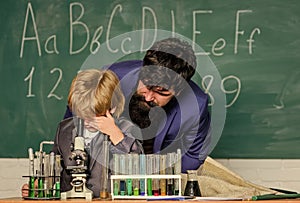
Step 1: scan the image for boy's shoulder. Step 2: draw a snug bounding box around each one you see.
[59,117,76,127]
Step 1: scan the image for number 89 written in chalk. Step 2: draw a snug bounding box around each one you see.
[201,75,241,108]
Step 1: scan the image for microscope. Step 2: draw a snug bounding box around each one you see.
[61,118,93,200]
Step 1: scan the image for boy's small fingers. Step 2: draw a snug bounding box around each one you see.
[106,110,113,118]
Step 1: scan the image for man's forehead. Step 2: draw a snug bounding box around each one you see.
[150,86,170,92]
[140,80,172,91]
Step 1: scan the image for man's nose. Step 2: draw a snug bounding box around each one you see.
[144,90,155,101]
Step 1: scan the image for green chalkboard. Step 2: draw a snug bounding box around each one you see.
[0,0,299,158]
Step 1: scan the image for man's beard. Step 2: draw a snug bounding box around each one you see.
[129,92,161,154]
[128,93,157,129]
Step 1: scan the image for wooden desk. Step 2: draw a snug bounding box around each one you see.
[1,198,300,203]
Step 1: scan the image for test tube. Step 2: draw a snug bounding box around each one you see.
[174,149,181,195]
[119,154,126,195]
[126,154,133,196]
[146,154,153,196]
[54,154,61,198]
[43,154,50,197]
[166,153,174,195]
[27,148,35,197]
[139,154,146,196]
[100,135,109,199]
[37,151,44,198]
[132,153,140,196]
[35,151,41,182]
[159,154,167,196]
[49,152,55,197]
[112,153,120,196]
[170,152,177,195]
[152,154,160,196]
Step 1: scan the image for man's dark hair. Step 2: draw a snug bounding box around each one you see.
[142,37,196,81]
[135,38,197,153]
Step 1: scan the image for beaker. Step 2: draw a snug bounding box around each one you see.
[184,170,201,197]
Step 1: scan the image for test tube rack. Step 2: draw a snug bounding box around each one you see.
[110,174,182,199]
[22,141,61,200]
[22,175,61,200]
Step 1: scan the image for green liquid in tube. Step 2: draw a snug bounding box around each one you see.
[38,178,44,198]
[55,182,60,198]
[126,179,132,195]
[113,181,119,195]
[28,176,35,197]
[133,187,139,196]
[147,179,152,196]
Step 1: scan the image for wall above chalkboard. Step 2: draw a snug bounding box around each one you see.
[0,0,299,158]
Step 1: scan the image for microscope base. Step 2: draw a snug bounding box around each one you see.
[61,188,93,200]
[61,173,93,200]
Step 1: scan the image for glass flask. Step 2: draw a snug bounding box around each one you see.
[184,170,201,197]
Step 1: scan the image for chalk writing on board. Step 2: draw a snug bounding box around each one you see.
[23,65,241,107]
[47,68,63,100]
[202,75,214,106]
[19,2,262,108]
[19,2,261,58]
[273,71,300,109]
[24,66,35,98]
[221,75,241,108]
[24,66,63,100]
[234,10,261,55]
[202,75,241,108]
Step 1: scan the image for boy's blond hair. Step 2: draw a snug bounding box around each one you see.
[68,69,125,119]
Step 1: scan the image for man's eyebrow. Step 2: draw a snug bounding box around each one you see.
[156,88,169,92]
[146,86,173,96]
[152,88,173,96]
[156,92,172,96]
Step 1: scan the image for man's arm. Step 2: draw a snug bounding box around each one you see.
[180,82,211,172]
[181,110,211,172]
